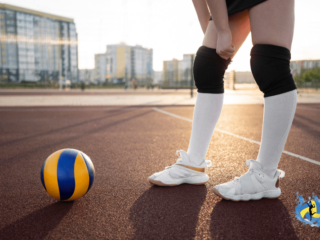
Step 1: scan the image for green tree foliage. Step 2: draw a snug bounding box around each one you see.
[294,67,320,82]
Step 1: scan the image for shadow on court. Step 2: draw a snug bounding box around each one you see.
[210,199,298,240]
[130,185,207,240]
[0,109,153,167]
[0,106,132,148]
[0,201,73,240]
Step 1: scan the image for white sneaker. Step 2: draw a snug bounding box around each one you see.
[213,160,285,201]
[149,150,212,186]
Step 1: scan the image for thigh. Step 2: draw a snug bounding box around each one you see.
[249,0,295,50]
[202,10,251,59]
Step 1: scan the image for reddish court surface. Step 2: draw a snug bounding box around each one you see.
[0,104,319,239]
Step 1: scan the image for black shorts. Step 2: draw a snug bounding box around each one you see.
[209,0,266,20]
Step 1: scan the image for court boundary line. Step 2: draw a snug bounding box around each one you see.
[153,107,320,166]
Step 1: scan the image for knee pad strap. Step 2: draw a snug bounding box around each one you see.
[194,46,231,94]
[250,44,296,97]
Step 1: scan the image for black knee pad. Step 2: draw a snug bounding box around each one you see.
[250,44,296,97]
[193,46,231,93]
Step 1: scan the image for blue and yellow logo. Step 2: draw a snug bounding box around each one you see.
[295,193,320,227]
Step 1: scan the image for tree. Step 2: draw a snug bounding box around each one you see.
[302,67,320,82]
[294,67,320,82]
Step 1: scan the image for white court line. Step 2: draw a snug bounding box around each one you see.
[153,107,320,166]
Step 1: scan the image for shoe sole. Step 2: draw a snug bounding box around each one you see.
[212,187,281,201]
[149,178,207,187]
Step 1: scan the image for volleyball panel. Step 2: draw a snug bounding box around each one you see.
[81,152,95,193]
[57,149,78,201]
[40,159,47,191]
[67,153,90,201]
[42,149,63,200]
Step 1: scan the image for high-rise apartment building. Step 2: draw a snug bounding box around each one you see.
[0,4,78,83]
[162,54,195,88]
[79,69,94,83]
[94,54,106,84]
[153,71,162,84]
[105,43,130,84]
[105,43,153,86]
[163,58,179,85]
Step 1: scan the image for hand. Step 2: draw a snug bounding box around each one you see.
[216,29,235,60]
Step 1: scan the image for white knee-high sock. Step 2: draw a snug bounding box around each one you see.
[257,90,297,177]
[187,93,224,165]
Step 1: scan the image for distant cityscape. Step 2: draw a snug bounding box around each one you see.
[1,3,319,88]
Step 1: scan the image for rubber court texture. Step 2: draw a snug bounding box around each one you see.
[0,104,319,239]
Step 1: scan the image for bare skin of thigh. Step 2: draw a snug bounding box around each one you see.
[202,10,251,59]
[202,0,294,58]
[249,0,295,50]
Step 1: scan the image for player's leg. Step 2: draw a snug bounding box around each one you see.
[250,0,296,177]
[149,11,251,186]
[213,0,296,201]
[187,10,250,166]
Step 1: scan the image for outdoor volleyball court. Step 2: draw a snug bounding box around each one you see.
[0,104,319,239]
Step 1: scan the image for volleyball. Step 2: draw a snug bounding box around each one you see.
[40,149,95,201]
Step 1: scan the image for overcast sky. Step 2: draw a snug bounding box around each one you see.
[4,0,320,71]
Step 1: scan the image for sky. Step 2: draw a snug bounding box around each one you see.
[4,0,320,71]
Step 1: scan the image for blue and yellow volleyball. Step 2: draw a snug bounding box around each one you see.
[40,149,95,201]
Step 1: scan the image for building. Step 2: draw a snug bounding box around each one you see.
[224,71,256,84]
[94,54,106,84]
[290,60,320,77]
[0,3,78,83]
[131,45,153,86]
[223,71,256,90]
[153,71,162,84]
[105,43,130,84]
[79,69,94,83]
[163,58,179,85]
[162,54,195,88]
[105,43,153,86]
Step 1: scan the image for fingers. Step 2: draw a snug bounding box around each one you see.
[217,45,234,60]
[218,53,229,60]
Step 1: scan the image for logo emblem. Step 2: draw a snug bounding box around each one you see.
[295,193,320,227]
